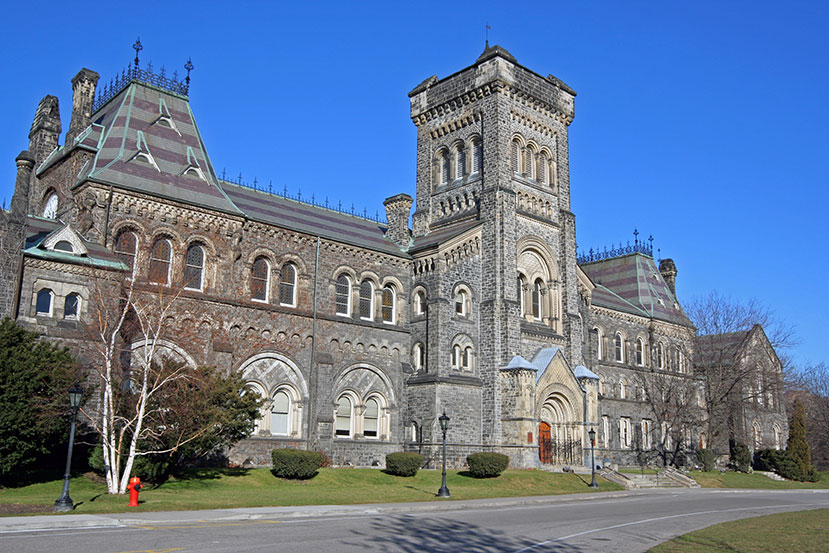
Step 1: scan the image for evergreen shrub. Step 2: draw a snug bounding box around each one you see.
[271,449,323,479]
[467,452,509,478]
[696,448,716,472]
[729,440,752,473]
[385,452,423,476]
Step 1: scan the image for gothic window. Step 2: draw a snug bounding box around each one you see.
[270,390,291,435]
[596,328,604,361]
[636,338,645,366]
[413,290,426,316]
[657,342,665,369]
[279,263,297,307]
[381,285,395,324]
[451,344,461,369]
[115,230,137,272]
[364,397,380,438]
[42,192,58,219]
[183,243,204,291]
[359,280,374,320]
[614,333,625,363]
[149,238,172,285]
[531,279,543,320]
[64,293,80,319]
[335,274,351,316]
[251,256,270,302]
[335,395,353,437]
[413,342,425,372]
[462,346,473,370]
[36,289,53,316]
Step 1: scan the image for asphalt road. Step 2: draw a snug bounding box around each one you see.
[2,489,827,553]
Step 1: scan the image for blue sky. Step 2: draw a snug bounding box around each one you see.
[1,1,826,367]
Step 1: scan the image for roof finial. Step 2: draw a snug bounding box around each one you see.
[184,58,194,89]
[133,37,143,70]
[485,23,491,49]
[634,228,639,245]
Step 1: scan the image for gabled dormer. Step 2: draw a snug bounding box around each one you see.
[40,224,89,257]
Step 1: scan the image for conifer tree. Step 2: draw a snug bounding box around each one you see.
[786,399,813,478]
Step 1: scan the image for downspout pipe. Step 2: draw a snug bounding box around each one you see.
[308,236,321,449]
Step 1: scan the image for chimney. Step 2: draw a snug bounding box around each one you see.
[65,68,100,145]
[383,193,413,249]
[659,258,678,296]
[28,95,61,166]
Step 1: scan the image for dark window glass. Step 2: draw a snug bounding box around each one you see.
[251,257,269,301]
[279,264,296,306]
[184,244,204,290]
[381,286,394,323]
[149,239,171,284]
[359,280,373,319]
[335,275,350,315]
[64,293,79,318]
[115,231,137,271]
[36,289,52,315]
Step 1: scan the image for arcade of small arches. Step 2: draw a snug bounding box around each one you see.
[516,243,562,333]
[594,327,688,373]
[432,134,483,188]
[511,134,557,190]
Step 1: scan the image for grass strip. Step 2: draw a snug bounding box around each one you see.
[649,508,829,553]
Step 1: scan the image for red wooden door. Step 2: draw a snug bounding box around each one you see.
[538,422,552,463]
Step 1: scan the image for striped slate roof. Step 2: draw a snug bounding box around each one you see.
[409,219,481,253]
[221,182,405,257]
[23,215,128,270]
[78,82,243,216]
[580,253,693,327]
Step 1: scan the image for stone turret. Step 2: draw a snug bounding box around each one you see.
[28,95,61,166]
[659,258,678,295]
[383,193,413,249]
[65,68,100,146]
[0,151,35,319]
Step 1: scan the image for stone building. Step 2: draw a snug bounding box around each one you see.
[0,44,786,469]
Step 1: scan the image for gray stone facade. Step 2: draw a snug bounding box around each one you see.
[0,44,787,471]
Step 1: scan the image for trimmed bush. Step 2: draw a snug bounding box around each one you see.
[271,448,323,479]
[696,448,716,472]
[755,448,819,482]
[385,452,423,476]
[467,452,509,478]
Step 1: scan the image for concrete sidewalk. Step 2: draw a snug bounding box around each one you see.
[0,489,658,533]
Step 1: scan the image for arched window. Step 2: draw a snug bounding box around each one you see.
[64,293,80,319]
[614,333,625,363]
[657,342,665,369]
[381,285,395,324]
[54,240,74,253]
[511,139,521,173]
[36,289,53,316]
[335,396,352,437]
[636,338,644,366]
[279,263,297,307]
[270,390,291,435]
[115,230,137,272]
[42,192,58,219]
[524,145,536,179]
[413,342,425,372]
[531,279,543,320]
[471,137,483,174]
[602,415,610,447]
[335,274,351,316]
[596,328,604,361]
[413,290,426,316]
[453,144,465,180]
[537,151,548,185]
[251,256,270,302]
[677,350,685,373]
[619,379,627,400]
[149,238,172,285]
[462,346,473,370]
[451,344,461,369]
[454,289,469,317]
[773,425,782,450]
[364,398,379,438]
[753,422,762,449]
[184,243,204,290]
[359,280,374,320]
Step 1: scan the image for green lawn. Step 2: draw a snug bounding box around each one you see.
[691,470,829,489]
[0,468,621,515]
[649,508,829,553]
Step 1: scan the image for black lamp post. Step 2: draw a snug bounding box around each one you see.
[54,383,83,512]
[588,427,598,489]
[437,412,450,498]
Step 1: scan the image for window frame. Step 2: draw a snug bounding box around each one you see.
[614,333,625,363]
[635,338,645,366]
[381,285,395,324]
[35,288,54,317]
[149,238,172,286]
[270,389,291,436]
[279,263,298,307]
[335,395,353,438]
[115,230,138,274]
[250,256,271,303]
[358,280,374,321]
[335,274,352,316]
[64,293,80,320]
[363,397,380,439]
[183,243,205,291]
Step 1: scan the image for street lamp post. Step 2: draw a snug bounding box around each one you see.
[588,427,598,489]
[437,412,450,498]
[54,383,83,512]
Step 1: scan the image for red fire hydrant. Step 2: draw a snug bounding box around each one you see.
[128,476,142,507]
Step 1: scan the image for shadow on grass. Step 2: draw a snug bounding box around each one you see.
[269,469,318,481]
[347,514,584,553]
[176,467,252,481]
[0,467,68,488]
[404,484,438,497]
